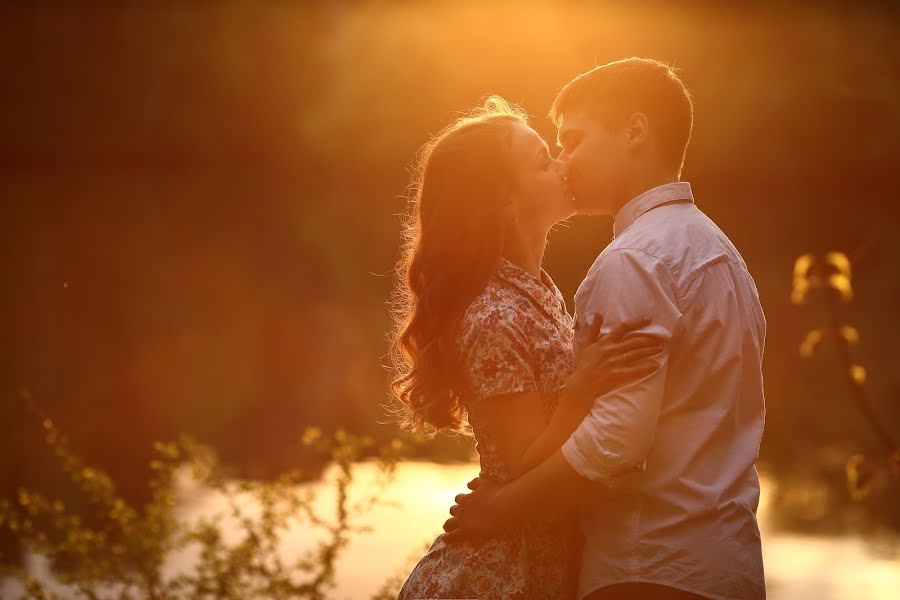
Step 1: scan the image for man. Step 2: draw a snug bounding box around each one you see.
[443,57,767,600]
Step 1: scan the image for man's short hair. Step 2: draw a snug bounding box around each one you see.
[550,57,694,175]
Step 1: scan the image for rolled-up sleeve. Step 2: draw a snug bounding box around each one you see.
[561,248,683,485]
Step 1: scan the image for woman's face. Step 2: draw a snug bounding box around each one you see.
[506,123,575,229]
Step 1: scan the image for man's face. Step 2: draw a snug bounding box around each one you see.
[556,110,630,216]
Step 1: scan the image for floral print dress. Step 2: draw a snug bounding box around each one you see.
[397,258,581,600]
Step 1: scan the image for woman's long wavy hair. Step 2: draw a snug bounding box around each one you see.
[389,97,528,435]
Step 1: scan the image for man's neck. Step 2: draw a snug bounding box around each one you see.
[611,169,680,217]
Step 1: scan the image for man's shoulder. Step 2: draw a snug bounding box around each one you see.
[612,203,743,276]
[577,203,750,311]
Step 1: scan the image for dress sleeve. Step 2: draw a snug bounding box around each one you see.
[458,309,539,403]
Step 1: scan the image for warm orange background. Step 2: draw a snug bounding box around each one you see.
[1,0,898,562]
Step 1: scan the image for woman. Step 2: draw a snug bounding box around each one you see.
[389,97,661,599]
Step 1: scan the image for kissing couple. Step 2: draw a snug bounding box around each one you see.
[390,57,766,600]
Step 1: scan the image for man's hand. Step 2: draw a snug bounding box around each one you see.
[442,475,506,544]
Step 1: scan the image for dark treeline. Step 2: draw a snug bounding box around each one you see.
[1,0,899,563]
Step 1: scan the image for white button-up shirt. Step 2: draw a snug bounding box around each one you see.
[561,182,766,600]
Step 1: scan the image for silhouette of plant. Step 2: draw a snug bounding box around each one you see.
[792,251,900,501]
[0,389,413,599]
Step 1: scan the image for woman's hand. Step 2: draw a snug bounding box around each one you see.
[567,314,663,402]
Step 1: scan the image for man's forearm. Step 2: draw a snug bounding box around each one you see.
[494,448,600,525]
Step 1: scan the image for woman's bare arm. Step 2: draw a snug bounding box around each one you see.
[476,319,662,479]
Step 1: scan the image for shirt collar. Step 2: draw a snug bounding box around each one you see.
[613,181,694,238]
[494,257,568,317]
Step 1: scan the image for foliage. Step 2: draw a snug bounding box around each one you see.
[791,252,899,502]
[0,391,413,600]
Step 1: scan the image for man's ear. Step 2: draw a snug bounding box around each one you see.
[625,112,650,149]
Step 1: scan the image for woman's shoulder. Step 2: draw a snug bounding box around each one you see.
[459,280,524,338]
